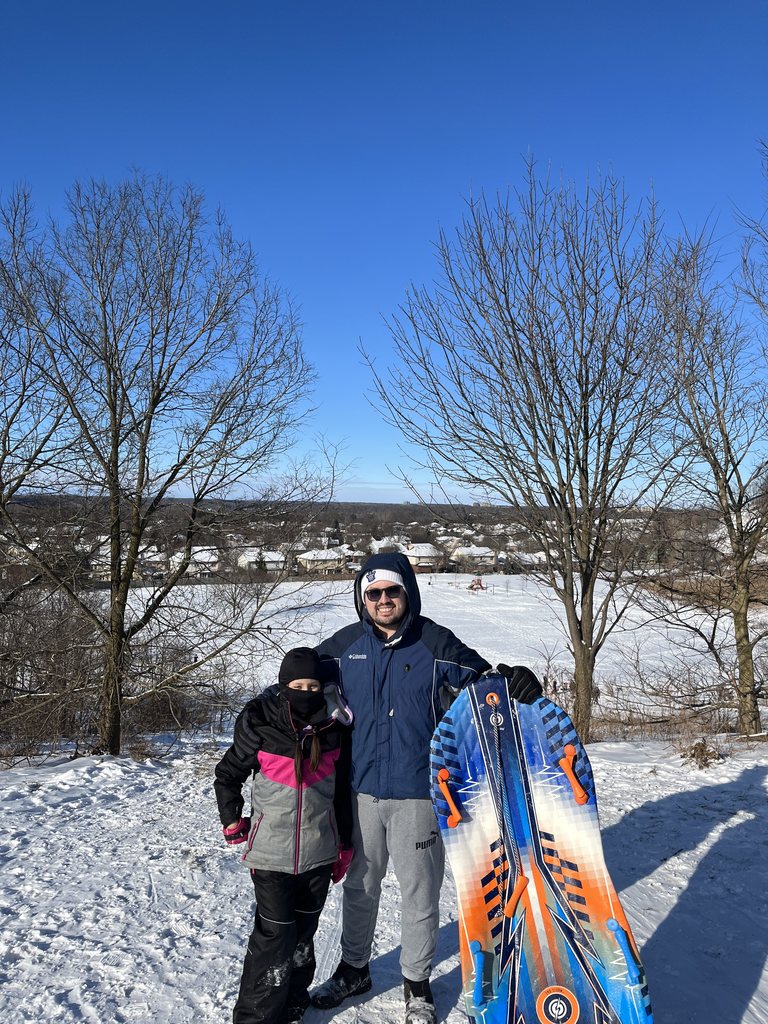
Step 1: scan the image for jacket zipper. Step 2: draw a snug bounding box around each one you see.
[382,648,393,797]
[294,773,303,875]
[287,708,331,875]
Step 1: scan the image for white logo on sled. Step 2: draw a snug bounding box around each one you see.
[547,999,568,1022]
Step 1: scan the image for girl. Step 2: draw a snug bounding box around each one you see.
[215,647,354,1024]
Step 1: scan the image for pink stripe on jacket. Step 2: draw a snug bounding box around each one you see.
[257,748,341,790]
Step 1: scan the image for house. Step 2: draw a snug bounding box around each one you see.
[69,534,168,582]
[168,546,219,578]
[296,548,346,574]
[237,548,287,573]
[335,544,367,571]
[135,543,167,580]
[403,543,443,572]
[449,545,496,569]
[510,548,547,570]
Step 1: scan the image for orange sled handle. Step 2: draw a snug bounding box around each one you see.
[558,744,589,805]
[437,768,463,827]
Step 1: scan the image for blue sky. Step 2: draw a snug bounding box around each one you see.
[3,1,767,501]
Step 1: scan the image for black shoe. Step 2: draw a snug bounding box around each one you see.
[285,990,311,1022]
[404,978,436,1024]
[310,960,372,1009]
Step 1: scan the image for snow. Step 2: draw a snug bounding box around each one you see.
[1,574,767,1023]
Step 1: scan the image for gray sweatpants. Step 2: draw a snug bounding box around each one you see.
[341,792,445,982]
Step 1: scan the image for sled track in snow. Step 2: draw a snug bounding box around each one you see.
[307,884,369,1024]
[313,883,343,985]
[307,882,384,1024]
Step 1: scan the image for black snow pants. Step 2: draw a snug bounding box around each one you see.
[233,864,332,1024]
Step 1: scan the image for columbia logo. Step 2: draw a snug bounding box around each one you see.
[349,653,367,660]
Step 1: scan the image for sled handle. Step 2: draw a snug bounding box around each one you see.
[503,872,529,918]
[607,918,641,985]
[558,744,589,805]
[437,768,463,827]
[469,940,486,1008]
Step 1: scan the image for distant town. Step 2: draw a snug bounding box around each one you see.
[1,497,755,587]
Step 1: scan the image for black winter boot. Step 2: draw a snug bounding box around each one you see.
[404,977,436,1024]
[284,990,311,1022]
[310,960,372,1009]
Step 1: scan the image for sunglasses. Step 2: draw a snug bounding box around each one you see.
[364,585,404,603]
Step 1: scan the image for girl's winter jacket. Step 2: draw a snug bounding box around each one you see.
[214,684,353,875]
[316,552,491,801]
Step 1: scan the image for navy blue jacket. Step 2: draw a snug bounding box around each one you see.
[316,553,491,799]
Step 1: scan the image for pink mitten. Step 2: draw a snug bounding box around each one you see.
[222,817,251,845]
[331,845,354,883]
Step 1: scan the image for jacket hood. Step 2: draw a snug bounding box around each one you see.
[353,552,421,637]
[260,681,353,731]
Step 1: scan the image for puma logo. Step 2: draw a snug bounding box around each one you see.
[416,830,439,851]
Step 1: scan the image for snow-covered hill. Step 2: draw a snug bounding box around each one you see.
[1,575,766,1023]
[2,740,766,1023]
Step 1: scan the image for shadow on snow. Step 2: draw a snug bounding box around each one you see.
[603,765,768,1024]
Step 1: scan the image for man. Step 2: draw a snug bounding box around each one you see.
[311,552,542,1024]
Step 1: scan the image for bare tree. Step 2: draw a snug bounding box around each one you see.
[0,175,329,755]
[369,163,685,740]
[630,511,766,733]
[654,244,768,735]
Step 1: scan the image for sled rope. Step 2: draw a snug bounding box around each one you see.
[503,872,529,919]
[487,692,508,916]
[487,691,529,921]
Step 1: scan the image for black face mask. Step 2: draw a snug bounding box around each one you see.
[284,688,326,720]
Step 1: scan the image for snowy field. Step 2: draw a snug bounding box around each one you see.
[214,572,731,703]
[1,574,767,1023]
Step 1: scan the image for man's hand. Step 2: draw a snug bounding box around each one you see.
[495,665,543,704]
[222,817,251,845]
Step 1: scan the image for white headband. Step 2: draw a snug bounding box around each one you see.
[361,569,405,598]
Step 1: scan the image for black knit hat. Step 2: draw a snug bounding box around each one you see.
[278,647,322,687]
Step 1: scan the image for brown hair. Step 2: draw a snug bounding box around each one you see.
[294,730,322,785]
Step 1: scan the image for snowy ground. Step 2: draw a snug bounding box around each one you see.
[1,575,767,1023]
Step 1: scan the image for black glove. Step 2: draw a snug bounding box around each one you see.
[496,665,543,704]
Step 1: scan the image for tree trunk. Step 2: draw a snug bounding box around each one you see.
[571,640,595,742]
[562,573,597,742]
[732,581,762,736]
[98,654,122,754]
[98,614,127,754]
